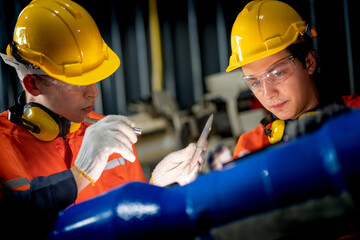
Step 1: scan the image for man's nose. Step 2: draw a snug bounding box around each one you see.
[85,83,99,99]
[262,79,278,99]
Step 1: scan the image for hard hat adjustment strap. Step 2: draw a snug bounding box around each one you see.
[295,24,316,44]
[10,41,35,69]
[300,24,313,38]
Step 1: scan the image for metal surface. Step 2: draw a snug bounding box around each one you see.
[51,110,360,239]
[196,114,213,149]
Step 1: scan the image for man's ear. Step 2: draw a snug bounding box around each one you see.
[22,75,40,96]
[305,51,317,75]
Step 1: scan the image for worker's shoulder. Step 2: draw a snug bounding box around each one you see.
[342,94,360,108]
[0,110,22,142]
[0,110,9,119]
[0,110,12,130]
[234,124,269,158]
[240,124,266,139]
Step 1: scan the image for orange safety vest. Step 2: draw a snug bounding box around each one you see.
[0,111,146,203]
[233,95,360,159]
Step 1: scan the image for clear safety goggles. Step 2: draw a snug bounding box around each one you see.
[35,74,90,94]
[242,55,296,92]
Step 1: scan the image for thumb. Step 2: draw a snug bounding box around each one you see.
[179,163,198,186]
[166,143,197,165]
[179,143,197,165]
[184,143,197,156]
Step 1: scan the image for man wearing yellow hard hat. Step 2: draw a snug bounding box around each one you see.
[0,0,204,238]
[225,0,360,159]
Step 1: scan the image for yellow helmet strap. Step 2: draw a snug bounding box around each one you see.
[8,91,81,141]
[10,41,34,69]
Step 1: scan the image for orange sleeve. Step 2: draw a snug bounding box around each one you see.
[343,95,360,108]
[233,125,270,158]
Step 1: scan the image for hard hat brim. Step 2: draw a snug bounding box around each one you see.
[40,46,120,86]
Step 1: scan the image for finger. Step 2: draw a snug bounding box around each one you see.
[187,143,197,152]
[201,140,208,152]
[180,165,198,186]
[113,131,134,151]
[109,131,137,162]
[120,116,136,128]
[168,143,197,165]
[100,115,136,128]
[112,142,136,162]
[198,153,206,170]
[110,121,138,144]
[189,147,203,173]
[99,115,118,123]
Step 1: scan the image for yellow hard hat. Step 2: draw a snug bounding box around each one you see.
[8,0,120,85]
[226,0,316,72]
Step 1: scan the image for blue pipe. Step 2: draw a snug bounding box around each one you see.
[51,110,360,239]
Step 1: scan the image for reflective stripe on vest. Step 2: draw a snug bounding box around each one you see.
[2,177,31,189]
[104,158,126,170]
[1,159,126,189]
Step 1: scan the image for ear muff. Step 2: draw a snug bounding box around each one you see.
[268,120,285,144]
[22,102,81,141]
[70,122,82,133]
[261,114,285,144]
[23,103,60,141]
[262,111,319,145]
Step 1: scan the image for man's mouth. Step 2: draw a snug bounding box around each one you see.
[270,101,287,111]
[81,105,94,113]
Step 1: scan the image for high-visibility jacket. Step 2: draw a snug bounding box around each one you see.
[0,110,146,203]
[233,95,360,158]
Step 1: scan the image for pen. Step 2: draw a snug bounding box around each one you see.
[84,117,142,135]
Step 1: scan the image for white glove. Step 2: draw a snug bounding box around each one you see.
[74,115,138,183]
[151,143,206,187]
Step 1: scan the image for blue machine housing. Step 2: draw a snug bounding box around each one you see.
[51,110,360,239]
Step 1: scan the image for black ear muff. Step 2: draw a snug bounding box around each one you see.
[22,102,60,141]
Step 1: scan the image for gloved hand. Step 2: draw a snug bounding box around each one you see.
[74,115,138,183]
[151,143,206,187]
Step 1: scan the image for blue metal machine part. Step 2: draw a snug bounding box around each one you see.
[51,110,360,239]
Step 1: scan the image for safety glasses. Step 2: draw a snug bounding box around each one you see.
[242,55,296,92]
[35,74,90,94]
